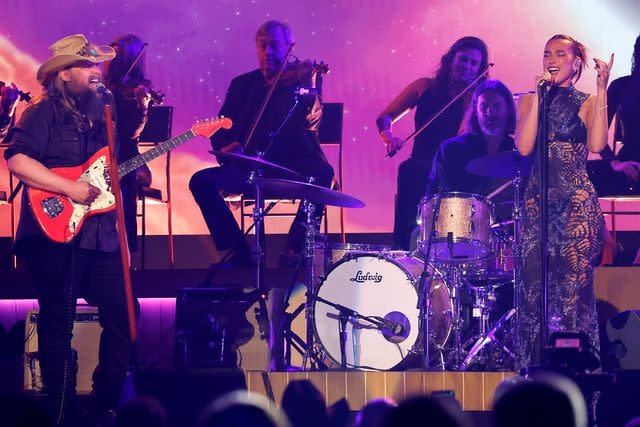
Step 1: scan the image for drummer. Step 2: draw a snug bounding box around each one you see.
[189,20,334,268]
[424,79,518,220]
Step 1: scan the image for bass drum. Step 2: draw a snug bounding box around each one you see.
[312,253,452,370]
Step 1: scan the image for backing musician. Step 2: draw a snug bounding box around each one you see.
[424,79,518,217]
[103,34,154,254]
[188,20,334,371]
[376,36,490,250]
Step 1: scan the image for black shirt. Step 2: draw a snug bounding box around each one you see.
[211,69,333,182]
[601,75,640,161]
[3,96,119,253]
[412,80,466,162]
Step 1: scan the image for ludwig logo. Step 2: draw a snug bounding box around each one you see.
[350,271,383,284]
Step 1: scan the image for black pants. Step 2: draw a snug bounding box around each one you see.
[189,165,332,254]
[21,237,140,421]
[393,157,431,250]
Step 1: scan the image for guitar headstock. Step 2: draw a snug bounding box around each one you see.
[192,116,233,138]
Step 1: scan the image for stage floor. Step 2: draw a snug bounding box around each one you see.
[245,370,516,411]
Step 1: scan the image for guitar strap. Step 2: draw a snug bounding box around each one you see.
[7,180,22,203]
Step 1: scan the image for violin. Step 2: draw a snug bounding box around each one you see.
[266,59,330,88]
[118,79,166,106]
[117,41,166,106]
[0,81,31,103]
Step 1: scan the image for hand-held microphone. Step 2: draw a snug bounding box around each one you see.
[94,83,112,96]
[537,79,550,90]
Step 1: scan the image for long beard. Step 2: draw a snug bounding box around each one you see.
[76,90,106,130]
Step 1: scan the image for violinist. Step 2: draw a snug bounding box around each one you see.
[189,20,334,370]
[376,36,490,250]
[0,81,22,139]
[189,19,333,269]
[103,34,154,253]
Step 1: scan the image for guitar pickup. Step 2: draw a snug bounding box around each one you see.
[41,197,64,219]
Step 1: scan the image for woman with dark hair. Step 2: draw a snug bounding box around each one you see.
[376,36,490,249]
[103,34,153,253]
[515,34,613,369]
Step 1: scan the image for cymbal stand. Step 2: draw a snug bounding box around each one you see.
[448,264,465,369]
[460,307,516,370]
[300,198,324,370]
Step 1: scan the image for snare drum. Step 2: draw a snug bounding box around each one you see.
[311,252,452,370]
[418,192,494,262]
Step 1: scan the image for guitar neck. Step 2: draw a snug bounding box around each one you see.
[117,129,196,178]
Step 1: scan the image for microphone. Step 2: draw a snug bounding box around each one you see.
[94,83,112,96]
[537,79,550,90]
[293,87,319,96]
[378,317,405,336]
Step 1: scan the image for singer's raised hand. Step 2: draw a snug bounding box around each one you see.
[594,53,614,90]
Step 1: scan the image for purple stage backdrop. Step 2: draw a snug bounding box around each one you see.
[0,0,637,237]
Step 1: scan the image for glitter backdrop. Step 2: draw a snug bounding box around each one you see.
[0,0,637,237]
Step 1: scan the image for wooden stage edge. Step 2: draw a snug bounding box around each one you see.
[244,370,516,411]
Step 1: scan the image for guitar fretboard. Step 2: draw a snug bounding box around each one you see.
[117,129,196,178]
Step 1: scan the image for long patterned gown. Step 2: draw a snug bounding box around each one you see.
[516,85,604,369]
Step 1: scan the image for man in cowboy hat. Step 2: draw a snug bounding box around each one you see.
[4,34,139,424]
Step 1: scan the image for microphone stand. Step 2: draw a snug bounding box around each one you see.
[536,85,550,364]
[416,159,448,369]
[386,64,494,158]
[315,295,398,369]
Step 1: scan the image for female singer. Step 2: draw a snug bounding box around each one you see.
[515,34,613,369]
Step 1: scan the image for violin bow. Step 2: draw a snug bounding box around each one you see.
[386,63,495,158]
[243,42,296,155]
[122,42,149,84]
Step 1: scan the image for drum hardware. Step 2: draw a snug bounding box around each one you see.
[418,192,495,263]
[314,294,404,369]
[301,198,322,370]
[311,253,452,370]
[417,190,443,370]
[459,308,516,371]
[249,177,365,371]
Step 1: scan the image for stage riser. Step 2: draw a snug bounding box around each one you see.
[245,371,515,411]
[0,267,638,388]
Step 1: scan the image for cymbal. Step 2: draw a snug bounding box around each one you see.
[256,178,365,208]
[210,150,304,181]
[466,150,533,179]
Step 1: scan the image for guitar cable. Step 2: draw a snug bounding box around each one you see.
[56,232,78,425]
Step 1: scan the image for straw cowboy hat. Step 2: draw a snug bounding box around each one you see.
[37,34,115,85]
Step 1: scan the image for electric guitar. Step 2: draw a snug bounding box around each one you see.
[29,117,232,243]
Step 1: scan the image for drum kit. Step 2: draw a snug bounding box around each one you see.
[215,148,532,372]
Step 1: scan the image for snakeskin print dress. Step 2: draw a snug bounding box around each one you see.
[516,85,604,369]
